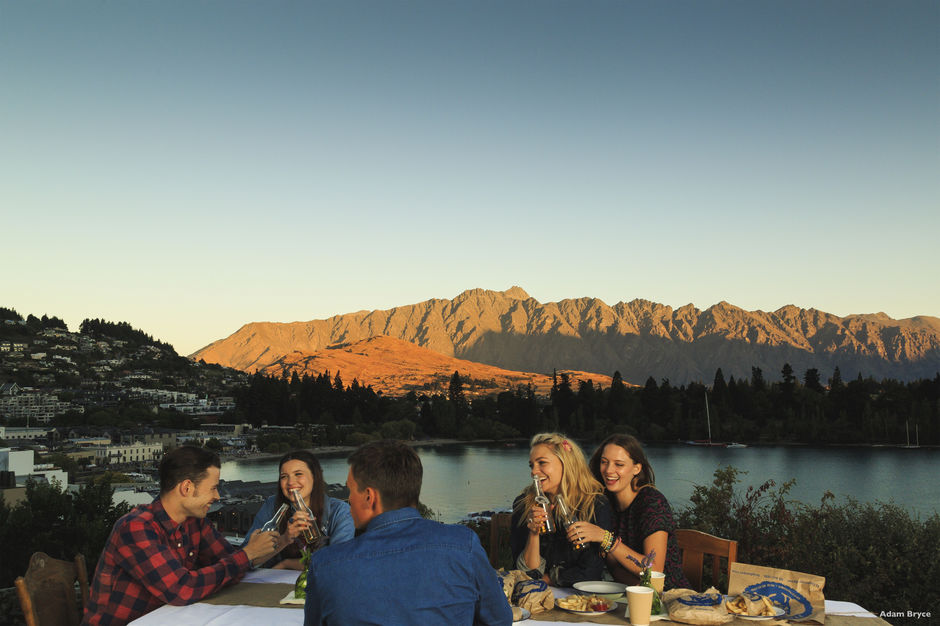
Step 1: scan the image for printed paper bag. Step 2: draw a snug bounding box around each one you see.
[663,588,733,625]
[497,569,531,602]
[511,578,555,614]
[728,562,825,623]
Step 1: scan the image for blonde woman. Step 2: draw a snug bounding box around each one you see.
[510,433,614,586]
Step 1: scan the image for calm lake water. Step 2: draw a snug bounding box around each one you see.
[220,443,939,524]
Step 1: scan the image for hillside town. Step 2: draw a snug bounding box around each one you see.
[0,312,302,535]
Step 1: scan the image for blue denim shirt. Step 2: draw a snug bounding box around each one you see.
[303,507,512,626]
[243,494,355,568]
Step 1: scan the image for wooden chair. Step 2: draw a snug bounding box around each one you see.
[14,552,89,626]
[675,529,738,592]
[487,512,513,568]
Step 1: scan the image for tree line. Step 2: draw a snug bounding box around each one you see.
[78,318,172,350]
[232,365,940,446]
[0,308,68,339]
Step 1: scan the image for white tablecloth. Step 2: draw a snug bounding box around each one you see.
[129,570,882,625]
[130,569,303,625]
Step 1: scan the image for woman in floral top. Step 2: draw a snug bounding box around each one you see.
[571,434,690,590]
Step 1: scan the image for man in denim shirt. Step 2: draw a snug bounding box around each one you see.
[303,440,512,625]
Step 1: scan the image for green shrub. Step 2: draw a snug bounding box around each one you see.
[0,477,131,588]
[677,466,940,617]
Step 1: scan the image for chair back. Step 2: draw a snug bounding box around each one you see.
[487,512,513,568]
[14,552,89,626]
[675,529,738,592]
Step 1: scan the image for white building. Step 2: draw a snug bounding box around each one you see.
[0,426,56,441]
[159,397,236,416]
[0,384,80,425]
[176,430,213,445]
[0,447,34,475]
[70,436,112,447]
[90,441,164,465]
[129,387,198,404]
[0,447,68,488]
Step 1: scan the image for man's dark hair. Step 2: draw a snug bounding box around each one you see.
[348,440,422,510]
[159,446,220,494]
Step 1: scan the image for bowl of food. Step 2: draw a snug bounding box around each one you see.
[572,580,627,601]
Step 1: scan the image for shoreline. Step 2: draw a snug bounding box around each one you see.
[219,437,525,463]
[220,437,937,463]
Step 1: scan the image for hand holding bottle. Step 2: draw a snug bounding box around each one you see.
[291,488,324,546]
[247,502,293,564]
[526,502,550,535]
[566,521,607,545]
[529,475,555,535]
[287,510,313,541]
[243,529,281,563]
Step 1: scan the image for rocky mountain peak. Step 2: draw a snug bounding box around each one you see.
[191,288,940,385]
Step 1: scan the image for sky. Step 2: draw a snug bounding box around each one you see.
[2,1,938,357]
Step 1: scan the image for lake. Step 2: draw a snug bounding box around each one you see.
[220,443,939,524]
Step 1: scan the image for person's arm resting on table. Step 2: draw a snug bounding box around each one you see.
[115,518,276,605]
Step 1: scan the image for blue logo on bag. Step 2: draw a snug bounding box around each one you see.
[677,593,722,607]
[745,582,812,619]
[512,579,549,604]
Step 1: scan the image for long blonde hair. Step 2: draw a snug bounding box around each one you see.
[514,433,605,527]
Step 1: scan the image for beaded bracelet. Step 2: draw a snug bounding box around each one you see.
[600,530,614,554]
[609,536,621,554]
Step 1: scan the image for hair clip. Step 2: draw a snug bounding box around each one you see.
[561,440,572,452]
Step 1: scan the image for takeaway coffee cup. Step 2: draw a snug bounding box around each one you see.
[649,571,665,594]
[626,585,654,626]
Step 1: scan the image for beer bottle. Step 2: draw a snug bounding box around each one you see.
[261,503,290,532]
[291,488,324,547]
[554,493,584,550]
[532,476,555,534]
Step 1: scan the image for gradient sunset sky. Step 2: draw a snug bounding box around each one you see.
[3,1,938,356]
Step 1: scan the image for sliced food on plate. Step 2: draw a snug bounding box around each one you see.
[556,593,615,614]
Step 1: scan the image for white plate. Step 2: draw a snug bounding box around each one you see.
[737,606,785,620]
[573,580,627,599]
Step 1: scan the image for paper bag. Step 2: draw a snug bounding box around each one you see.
[728,562,825,624]
[663,587,733,625]
[511,578,555,614]
[497,569,532,602]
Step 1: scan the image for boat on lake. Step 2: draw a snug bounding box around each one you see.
[900,421,920,449]
[683,392,741,447]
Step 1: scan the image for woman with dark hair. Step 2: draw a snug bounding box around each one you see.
[569,434,690,590]
[243,450,354,570]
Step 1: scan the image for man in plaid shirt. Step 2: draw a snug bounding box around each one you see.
[83,446,280,625]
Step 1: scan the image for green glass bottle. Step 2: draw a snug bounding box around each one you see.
[294,548,312,599]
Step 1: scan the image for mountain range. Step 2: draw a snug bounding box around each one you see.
[191,287,940,388]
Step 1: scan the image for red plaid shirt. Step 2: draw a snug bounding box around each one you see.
[82,498,249,625]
